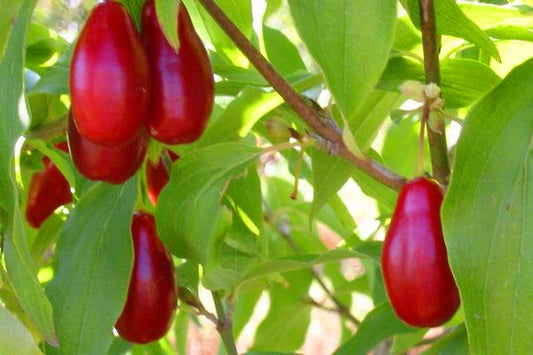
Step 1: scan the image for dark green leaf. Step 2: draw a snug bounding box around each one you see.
[335,303,417,355]
[442,58,533,353]
[47,180,137,354]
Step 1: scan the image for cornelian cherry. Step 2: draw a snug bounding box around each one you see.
[25,142,72,228]
[146,150,179,205]
[141,0,214,144]
[70,1,150,145]
[67,112,148,185]
[115,212,177,344]
[381,177,460,327]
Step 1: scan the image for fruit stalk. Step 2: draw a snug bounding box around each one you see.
[196,0,405,191]
[418,0,450,184]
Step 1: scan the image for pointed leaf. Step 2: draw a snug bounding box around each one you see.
[47,180,137,354]
[288,0,396,121]
[442,58,533,353]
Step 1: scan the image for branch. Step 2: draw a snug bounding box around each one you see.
[196,0,405,191]
[212,291,238,355]
[419,0,450,184]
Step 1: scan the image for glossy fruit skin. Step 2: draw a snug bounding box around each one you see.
[70,1,150,145]
[67,112,148,184]
[382,177,460,328]
[25,142,72,228]
[142,0,214,144]
[115,212,177,344]
[146,150,179,205]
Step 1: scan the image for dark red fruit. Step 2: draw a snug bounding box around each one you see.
[25,142,72,228]
[146,150,179,205]
[67,112,148,184]
[141,0,214,144]
[70,1,150,145]
[382,177,460,328]
[115,212,177,344]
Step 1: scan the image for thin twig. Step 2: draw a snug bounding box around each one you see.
[196,0,405,191]
[419,0,450,184]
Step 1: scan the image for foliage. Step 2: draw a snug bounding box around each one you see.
[0,0,532,354]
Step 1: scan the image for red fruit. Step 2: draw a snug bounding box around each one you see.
[70,1,150,145]
[142,0,214,144]
[25,142,72,228]
[146,150,179,205]
[67,112,148,184]
[381,177,460,328]
[115,212,177,344]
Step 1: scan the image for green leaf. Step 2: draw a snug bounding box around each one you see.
[47,180,137,354]
[156,143,262,263]
[251,271,312,352]
[29,65,69,95]
[121,0,144,30]
[262,25,306,75]
[155,0,180,50]
[0,304,42,355]
[459,2,533,30]
[309,150,351,225]
[0,0,22,61]
[25,139,76,189]
[485,26,533,42]
[442,58,533,353]
[403,0,501,61]
[226,167,263,236]
[441,59,501,108]
[288,0,396,121]
[421,325,468,355]
[335,303,417,355]
[233,286,262,338]
[186,0,252,66]
[199,88,282,145]
[0,0,57,345]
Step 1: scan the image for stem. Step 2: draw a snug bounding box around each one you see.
[290,148,305,200]
[212,291,238,355]
[419,0,450,185]
[196,0,405,191]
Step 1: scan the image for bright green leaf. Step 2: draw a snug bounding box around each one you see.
[0,304,42,355]
[403,0,501,61]
[155,0,180,50]
[288,0,396,121]
[156,143,262,263]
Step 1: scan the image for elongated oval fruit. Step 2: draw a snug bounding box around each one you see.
[70,1,150,145]
[142,0,214,144]
[382,177,460,327]
[25,142,72,228]
[67,112,148,184]
[146,150,179,205]
[115,212,177,344]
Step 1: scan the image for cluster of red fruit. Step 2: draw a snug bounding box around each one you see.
[25,0,214,345]
[382,177,460,328]
[69,0,213,184]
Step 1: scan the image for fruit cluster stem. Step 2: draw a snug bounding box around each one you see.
[419,0,450,184]
[196,0,405,191]
[212,291,239,355]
